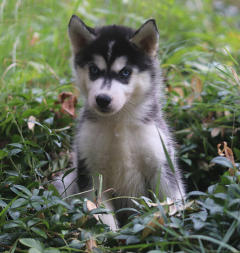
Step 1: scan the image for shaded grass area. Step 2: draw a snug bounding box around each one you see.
[1,0,240,252]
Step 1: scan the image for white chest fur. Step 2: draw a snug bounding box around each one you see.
[76,119,169,197]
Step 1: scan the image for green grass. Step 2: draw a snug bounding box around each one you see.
[1,0,240,252]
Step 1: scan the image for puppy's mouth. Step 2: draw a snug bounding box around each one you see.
[94,106,119,117]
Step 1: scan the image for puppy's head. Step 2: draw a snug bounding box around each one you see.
[68,15,159,116]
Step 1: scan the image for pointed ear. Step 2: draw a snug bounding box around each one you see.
[68,15,96,54]
[130,19,159,57]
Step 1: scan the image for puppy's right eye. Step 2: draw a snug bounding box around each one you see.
[89,64,100,76]
[119,67,132,79]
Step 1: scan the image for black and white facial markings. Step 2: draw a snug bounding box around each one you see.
[88,54,132,86]
[87,54,133,116]
[68,15,159,116]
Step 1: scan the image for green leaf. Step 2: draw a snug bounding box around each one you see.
[192,218,205,230]
[0,199,7,208]
[132,224,145,233]
[217,221,237,253]
[11,198,28,208]
[0,149,8,159]
[11,185,32,197]
[157,129,175,174]
[0,196,18,221]
[44,248,61,253]
[31,227,47,239]
[29,249,42,253]
[187,191,207,197]
[8,143,23,149]
[9,148,22,156]
[4,220,26,229]
[90,208,109,215]
[69,240,85,249]
[186,235,238,253]
[19,238,43,251]
[10,239,18,253]
[126,235,140,244]
[211,156,234,169]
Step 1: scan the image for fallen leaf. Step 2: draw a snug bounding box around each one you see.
[142,212,164,239]
[28,115,36,131]
[168,86,185,104]
[217,141,235,176]
[211,127,221,138]
[203,112,214,124]
[37,212,45,220]
[187,76,203,105]
[86,200,100,221]
[147,198,189,216]
[58,92,77,118]
[191,76,203,95]
[85,238,97,253]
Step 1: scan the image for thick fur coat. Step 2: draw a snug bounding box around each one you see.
[56,16,185,230]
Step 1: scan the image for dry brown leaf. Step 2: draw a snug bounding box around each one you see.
[191,76,203,94]
[217,141,235,176]
[85,238,97,253]
[58,92,77,118]
[142,212,164,239]
[167,85,185,104]
[231,67,240,85]
[203,112,214,124]
[28,115,36,131]
[30,32,40,46]
[147,198,191,216]
[217,141,235,165]
[86,200,100,221]
[211,127,221,138]
[173,87,184,97]
[187,76,203,105]
[37,212,45,220]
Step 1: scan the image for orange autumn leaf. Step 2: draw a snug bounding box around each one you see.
[58,92,77,118]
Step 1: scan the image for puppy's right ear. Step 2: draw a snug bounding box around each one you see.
[68,15,95,54]
[130,19,159,57]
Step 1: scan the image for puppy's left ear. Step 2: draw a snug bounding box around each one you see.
[130,19,159,57]
[68,15,96,54]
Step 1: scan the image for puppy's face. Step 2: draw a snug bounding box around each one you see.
[68,16,159,116]
[77,54,134,116]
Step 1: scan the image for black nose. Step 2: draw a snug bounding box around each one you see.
[96,94,112,109]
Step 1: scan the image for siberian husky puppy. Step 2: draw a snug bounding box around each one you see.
[58,15,185,230]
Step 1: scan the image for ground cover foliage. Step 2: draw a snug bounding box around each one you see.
[1,0,240,252]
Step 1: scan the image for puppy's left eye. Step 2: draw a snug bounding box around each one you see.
[119,67,132,79]
[89,64,100,76]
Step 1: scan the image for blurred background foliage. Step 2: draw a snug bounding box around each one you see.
[1,0,240,190]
